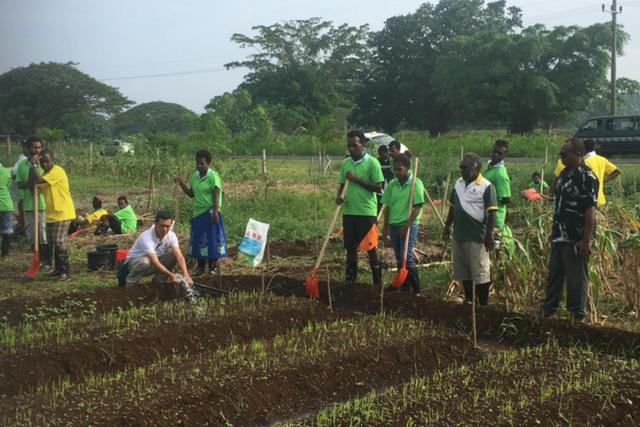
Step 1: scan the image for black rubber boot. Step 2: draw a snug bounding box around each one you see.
[409,268,421,295]
[40,244,52,271]
[195,259,206,276]
[208,259,218,276]
[57,250,71,281]
[345,263,357,285]
[48,247,62,277]
[0,234,10,257]
[477,282,490,306]
[371,264,383,287]
[462,281,473,304]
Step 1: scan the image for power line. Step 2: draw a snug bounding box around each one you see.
[100,66,230,81]
[527,4,602,20]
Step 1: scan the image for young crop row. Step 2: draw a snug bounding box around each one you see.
[0,292,309,356]
[291,339,640,426]
[3,316,472,426]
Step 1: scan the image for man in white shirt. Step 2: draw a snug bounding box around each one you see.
[125,210,193,286]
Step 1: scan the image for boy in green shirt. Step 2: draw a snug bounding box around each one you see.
[381,154,425,294]
[527,172,549,194]
[483,140,511,229]
[0,166,14,257]
[337,130,385,286]
[99,196,138,235]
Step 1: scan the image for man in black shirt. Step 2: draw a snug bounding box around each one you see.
[541,138,598,322]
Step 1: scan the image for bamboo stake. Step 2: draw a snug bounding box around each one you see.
[441,171,451,219]
[540,145,548,195]
[472,282,478,348]
[424,188,446,227]
[380,266,384,314]
[326,266,333,312]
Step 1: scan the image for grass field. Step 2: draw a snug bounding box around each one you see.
[1,133,639,425]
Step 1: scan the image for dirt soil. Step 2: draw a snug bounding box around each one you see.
[0,300,339,398]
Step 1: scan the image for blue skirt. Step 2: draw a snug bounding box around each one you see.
[189,210,227,260]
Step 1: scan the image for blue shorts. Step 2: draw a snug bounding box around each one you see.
[0,212,13,234]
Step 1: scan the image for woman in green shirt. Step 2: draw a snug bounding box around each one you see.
[175,149,226,276]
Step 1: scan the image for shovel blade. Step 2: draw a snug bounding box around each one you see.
[25,251,41,279]
[391,268,409,289]
[304,272,320,299]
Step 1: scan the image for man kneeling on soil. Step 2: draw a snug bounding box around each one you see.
[125,210,193,286]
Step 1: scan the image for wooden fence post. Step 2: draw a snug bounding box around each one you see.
[262,149,267,175]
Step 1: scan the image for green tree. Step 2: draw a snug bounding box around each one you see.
[112,101,199,136]
[434,23,632,133]
[353,0,522,135]
[52,112,113,140]
[0,62,131,136]
[226,17,370,131]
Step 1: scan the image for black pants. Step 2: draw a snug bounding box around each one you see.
[106,215,123,235]
[541,243,589,320]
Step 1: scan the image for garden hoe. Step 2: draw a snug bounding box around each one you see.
[391,158,419,288]
[305,181,349,298]
[25,186,41,279]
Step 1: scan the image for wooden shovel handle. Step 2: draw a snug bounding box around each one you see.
[313,181,349,271]
[401,158,420,262]
[33,185,39,249]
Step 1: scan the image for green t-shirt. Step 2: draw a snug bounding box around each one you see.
[0,167,14,212]
[188,169,222,218]
[483,163,511,228]
[338,154,384,217]
[527,180,549,191]
[449,176,498,243]
[381,175,425,226]
[114,205,138,234]
[15,159,45,212]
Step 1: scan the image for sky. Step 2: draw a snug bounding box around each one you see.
[1,0,639,113]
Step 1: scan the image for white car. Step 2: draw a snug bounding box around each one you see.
[103,139,135,156]
[364,132,408,153]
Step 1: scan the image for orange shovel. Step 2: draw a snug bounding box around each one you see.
[305,181,349,298]
[25,186,41,279]
[391,158,419,288]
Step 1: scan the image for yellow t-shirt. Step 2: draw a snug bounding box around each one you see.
[85,208,108,225]
[39,165,76,222]
[554,154,618,206]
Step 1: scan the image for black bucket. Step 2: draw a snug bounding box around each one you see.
[87,250,112,271]
[96,244,119,267]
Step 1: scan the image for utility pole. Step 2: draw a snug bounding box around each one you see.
[603,1,622,115]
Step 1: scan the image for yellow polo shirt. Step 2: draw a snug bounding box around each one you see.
[554,153,618,206]
[39,165,76,222]
[85,208,108,225]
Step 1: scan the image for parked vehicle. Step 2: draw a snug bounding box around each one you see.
[364,132,408,153]
[575,115,640,155]
[102,139,135,156]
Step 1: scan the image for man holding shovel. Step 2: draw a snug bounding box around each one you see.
[28,148,76,281]
[381,154,425,295]
[15,137,51,271]
[443,153,497,306]
[337,130,384,286]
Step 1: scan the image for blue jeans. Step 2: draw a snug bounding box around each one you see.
[0,211,13,234]
[390,224,418,269]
